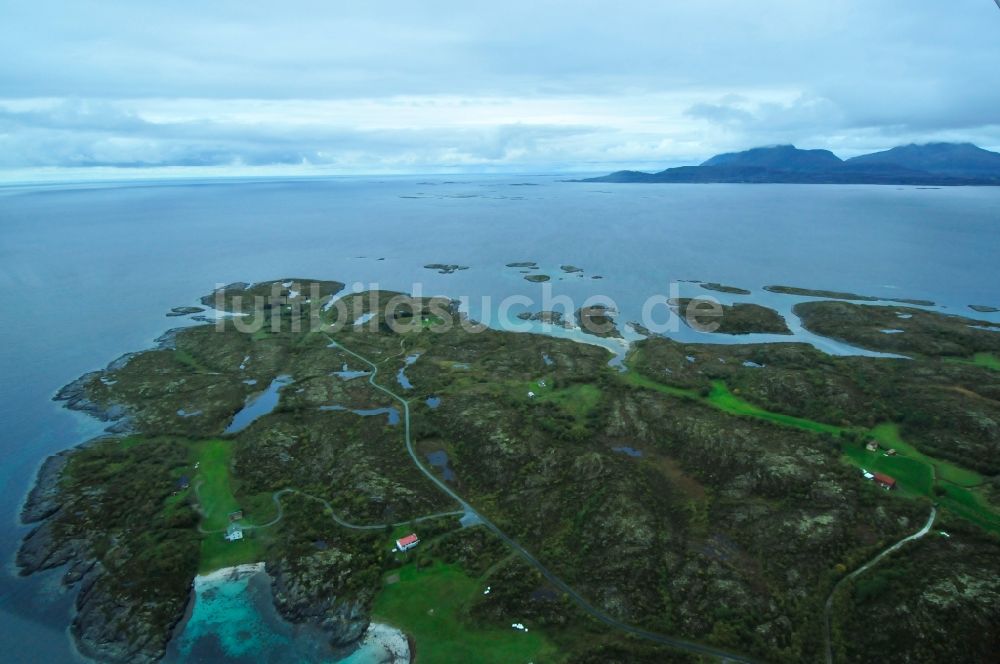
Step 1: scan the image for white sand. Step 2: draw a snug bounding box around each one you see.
[357,623,410,663]
[194,562,265,589]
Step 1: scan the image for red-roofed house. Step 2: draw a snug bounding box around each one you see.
[395,533,419,552]
[873,473,896,490]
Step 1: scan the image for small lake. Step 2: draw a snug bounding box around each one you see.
[224,375,293,434]
[320,405,401,426]
[426,450,456,481]
[396,353,420,390]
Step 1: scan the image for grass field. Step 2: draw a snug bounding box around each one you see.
[535,382,602,420]
[707,381,843,435]
[945,352,1000,372]
[841,442,934,496]
[194,439,264,573]
[971,352,1000,371]
[372,561,558,664]
[869,424,982,487]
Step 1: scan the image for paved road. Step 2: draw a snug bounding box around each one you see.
[822,506,937,664]
[330,337,761,664]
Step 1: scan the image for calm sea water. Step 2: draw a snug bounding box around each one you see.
[1,176,998,661]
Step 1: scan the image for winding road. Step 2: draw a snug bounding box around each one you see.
[329,336,761,664]
[197,485,463,534]
[822,506,937,664]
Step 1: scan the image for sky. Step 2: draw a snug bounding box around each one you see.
[1,0,999,178]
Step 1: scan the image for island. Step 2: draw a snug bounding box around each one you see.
[581,143,1000,186]
[167,306,205,317]
[764,284,934,306]
[671,298,791,335]
[699,282,751,295]
[424,264,470,274]
[18,277,1000,664]
[516,310,571,328]
[574,304,621,338]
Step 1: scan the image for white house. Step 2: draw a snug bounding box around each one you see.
[396,533,419,551]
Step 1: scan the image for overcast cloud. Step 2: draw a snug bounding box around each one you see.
[1,0,998,177]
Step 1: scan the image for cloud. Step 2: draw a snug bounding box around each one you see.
[0,0,998,173]
[0,99,613,170]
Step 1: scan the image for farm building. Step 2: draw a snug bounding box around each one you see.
[225,523,244,542]
[395,533,419,552]
[865,440,879,452]
[873,473,897,490]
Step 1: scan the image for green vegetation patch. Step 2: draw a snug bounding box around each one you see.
[623,356,1000,532]
[706,381,841,434]
[946,352,1000,372]
[535,382,602,421]
[869,424,982,488]
[372,561,557,664]
[194,439,266,573]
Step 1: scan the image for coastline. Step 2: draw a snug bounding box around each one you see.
[176,562,411,664]
[193,562,266,588]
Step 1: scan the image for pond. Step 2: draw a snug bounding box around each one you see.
[224,375,293,434]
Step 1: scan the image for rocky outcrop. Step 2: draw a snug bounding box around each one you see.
[17,437,193,663]
[71,563,181,664]
[167,306,205,317]
[20,453,69,523]
[269,552,371,649]
[54,370,129,427]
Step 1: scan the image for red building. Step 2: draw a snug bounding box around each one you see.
[873,473,897,490]
[395,533,419,551]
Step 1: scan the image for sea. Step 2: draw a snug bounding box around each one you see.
[1,175,998,661]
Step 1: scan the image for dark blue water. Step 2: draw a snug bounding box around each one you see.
[319,405,401,426]
[2,176,999,660]
[396,353,420,390]
[224,375,293,434]
[425,450,456,481]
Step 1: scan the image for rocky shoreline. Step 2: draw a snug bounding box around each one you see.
[269,556,372,649]
[18,443,177,663]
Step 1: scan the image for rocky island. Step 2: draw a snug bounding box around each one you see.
[19,278,1000,663]
[670,298,791,335]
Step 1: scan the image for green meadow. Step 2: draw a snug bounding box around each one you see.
[372,561,558,664]
[193,439,266,573]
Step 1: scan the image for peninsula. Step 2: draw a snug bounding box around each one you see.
[18,278,1000,663]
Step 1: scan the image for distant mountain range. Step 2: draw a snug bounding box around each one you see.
[583,142,1000,185]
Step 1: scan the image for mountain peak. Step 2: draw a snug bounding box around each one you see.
[581,141,1000,185]
[701,145,843,172]
[846,142,1000,176]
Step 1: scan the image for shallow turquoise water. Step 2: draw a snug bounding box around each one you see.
[166,565,399,664]
[170,567,293,662]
